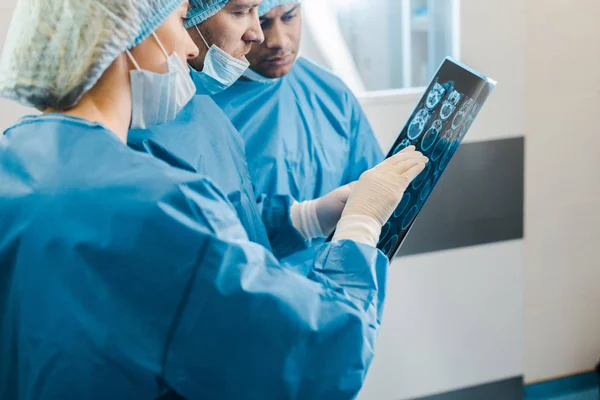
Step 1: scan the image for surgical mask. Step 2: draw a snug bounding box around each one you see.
[242,67,282,84]
[193,25,250,94]
[126,32,196,130]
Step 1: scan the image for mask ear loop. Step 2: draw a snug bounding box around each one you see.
[125,49,142,70]
[124,49,141,130]
[125,32,168,71]
[151,32,178,121]
[194,25,211,50]
[151,32,171,59]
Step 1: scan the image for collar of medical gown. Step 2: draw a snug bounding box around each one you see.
[189,67,213,96]
[213,56,384,202]
[0,113,389,399]
[242,67,283,84]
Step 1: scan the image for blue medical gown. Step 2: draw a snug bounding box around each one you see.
[213,57,384,201]
[213,57,384,267]
[128,94,306,259]
[0,114,389,399]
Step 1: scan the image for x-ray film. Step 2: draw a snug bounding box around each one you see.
[378,57,496,260]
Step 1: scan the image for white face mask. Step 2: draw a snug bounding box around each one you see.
[192,25,250,94]
[126,32,196,130]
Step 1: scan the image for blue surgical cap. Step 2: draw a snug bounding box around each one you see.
[258,0,301,17]
[185,0,229,28]
[0,0,183,111]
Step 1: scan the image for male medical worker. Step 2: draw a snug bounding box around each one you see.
[0,0,428,398]
[212,0,384,263]
[129,0,356,261]
[214,0,383,205]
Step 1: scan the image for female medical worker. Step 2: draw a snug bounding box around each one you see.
[0,1,428,400]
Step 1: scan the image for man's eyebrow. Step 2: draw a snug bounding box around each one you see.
[260,4,300,21]
[284,4,300,14]
[230,0,260,9]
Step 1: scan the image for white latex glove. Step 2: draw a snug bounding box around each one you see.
[290,182,356,241]
[333,146,428,247]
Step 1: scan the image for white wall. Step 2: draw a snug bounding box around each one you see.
[524,0,600,384]
[360,0,600,396]
[357,0,526,398]
[358,242,524,400]
[360,0,525,153]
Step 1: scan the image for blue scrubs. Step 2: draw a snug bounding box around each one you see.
[213,57,384,201]
[213,57,384,266]
[0,114,388,399]
[129,93,305,259]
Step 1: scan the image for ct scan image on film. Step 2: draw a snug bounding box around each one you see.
[378,57,497,260]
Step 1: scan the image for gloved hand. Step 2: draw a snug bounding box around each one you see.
[333,146,428,247]
[314,182,356,235]
[290,182,356,241]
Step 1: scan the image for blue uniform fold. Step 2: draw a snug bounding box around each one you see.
[0,115,388,399]
[213,57,384,267]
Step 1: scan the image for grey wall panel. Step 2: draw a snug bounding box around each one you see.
[399,137,524,256]
[413,376,523,400]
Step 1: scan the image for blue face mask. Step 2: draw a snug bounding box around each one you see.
[127,33,196,130]
[193,25,250,94]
